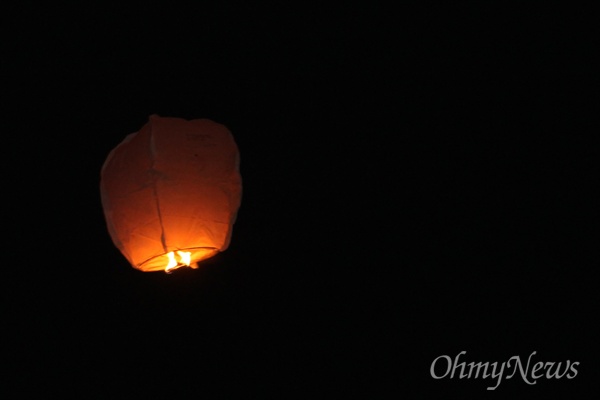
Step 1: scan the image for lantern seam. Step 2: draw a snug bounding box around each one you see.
[149,121,168,253]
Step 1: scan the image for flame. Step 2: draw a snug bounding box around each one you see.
[166,252,177,271]
[178,250,191,266]
[164,250,193,273]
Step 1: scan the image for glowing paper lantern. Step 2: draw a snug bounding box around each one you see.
[100,115,242,272]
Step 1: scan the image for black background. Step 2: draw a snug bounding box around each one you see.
[3,3,598,398]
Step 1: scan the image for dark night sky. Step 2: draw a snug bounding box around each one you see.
[3,3,598,398]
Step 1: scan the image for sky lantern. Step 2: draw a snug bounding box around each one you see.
[100,115,242,273]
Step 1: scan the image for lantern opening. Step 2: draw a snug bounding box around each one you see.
[136,246,219,273]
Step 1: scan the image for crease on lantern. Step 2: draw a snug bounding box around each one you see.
[140,119,226,273]
[144,123,199,273]
[148,122,169,254]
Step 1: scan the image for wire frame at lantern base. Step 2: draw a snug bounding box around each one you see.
[136,246,220,273]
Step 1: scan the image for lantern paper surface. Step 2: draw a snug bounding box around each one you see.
[100,115,242,272]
